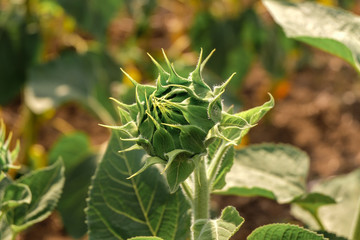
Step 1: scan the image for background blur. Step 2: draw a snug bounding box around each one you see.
[1,0,360,239]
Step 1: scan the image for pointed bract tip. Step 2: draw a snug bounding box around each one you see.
[201,49,216,71]
[120,68,138,87]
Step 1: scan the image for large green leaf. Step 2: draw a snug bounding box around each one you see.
[247,224,327,240]
[214,144,309,204]
[3,160,65,236]
[292,168,360,238]
[263,0,360,73]
[87,132,191,240]
[192,206,244,240]
[49,132,97,238]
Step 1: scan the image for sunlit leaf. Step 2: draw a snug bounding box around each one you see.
[292,168,360,238]
[263,0,360,72]
[214,144,309,204]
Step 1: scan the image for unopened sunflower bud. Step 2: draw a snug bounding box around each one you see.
[104,49,274,192]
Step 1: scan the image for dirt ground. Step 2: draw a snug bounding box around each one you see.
[2,50,360,239]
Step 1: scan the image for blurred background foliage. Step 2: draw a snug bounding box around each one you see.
[0,0,359,238]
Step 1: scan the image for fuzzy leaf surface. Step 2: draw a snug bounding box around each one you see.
[214,144,309,204]
[192,206,244,240]
[263,0,360,72]
[87,132,190,240]
[292,168,360,238]
[247,224,327,240]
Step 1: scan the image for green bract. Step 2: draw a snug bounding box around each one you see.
[0,121,19,173]
[104,50,274,192]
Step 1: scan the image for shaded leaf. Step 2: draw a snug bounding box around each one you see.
[215,144,309,204]
[192,206,244,240]
[165,155,196,194]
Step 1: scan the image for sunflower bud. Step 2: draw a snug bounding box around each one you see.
[105,49,274,192]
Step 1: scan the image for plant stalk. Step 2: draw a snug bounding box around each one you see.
[194,158,209,220]
[351,194,360,240]
[192,157,210,239]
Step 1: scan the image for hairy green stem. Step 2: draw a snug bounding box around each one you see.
[207,143,230,185]
[193,158,209,227]
[181,181,193,202]
[351,194,360,240]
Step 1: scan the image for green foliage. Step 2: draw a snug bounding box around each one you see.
[247,224,327,240]
[192,206,244,240]
[86,132,190,240]
[293,193,336,229]
[49,132,97,238]
[215,144,309,204]
[292,168,360,239]
[0,160,65,240]
[263,0,360,73]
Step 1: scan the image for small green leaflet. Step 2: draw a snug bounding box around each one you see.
[192,206,244,240]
